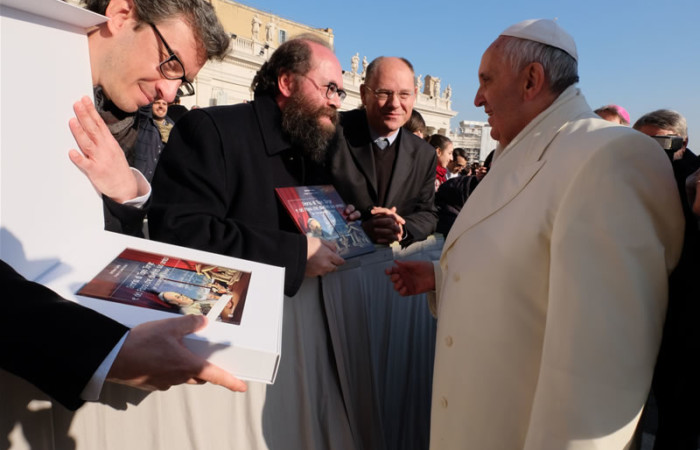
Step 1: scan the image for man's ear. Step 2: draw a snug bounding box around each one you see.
[359,84,368,107]
[278,71,295,98]
[522,62,546,101]
[104,0,136,34]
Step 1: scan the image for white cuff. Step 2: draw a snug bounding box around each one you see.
[120,168,151,209]
[80,331,129,401]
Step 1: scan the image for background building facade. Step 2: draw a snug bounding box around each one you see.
[71,0,490,161]
[196,1,476,152]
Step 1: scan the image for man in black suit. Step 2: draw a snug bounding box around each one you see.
[331,57,438,246]
[1,0,245,410]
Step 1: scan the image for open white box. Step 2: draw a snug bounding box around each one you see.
[48,234,284,384]
[0,0,284,383]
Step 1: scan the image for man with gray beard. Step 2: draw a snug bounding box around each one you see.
[149,35,347,297]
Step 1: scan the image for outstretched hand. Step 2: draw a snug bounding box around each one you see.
[68,96,139,203]
[385,259,436,296]
[108,315,247,393]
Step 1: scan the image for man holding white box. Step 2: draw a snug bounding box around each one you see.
[1,0,244,410]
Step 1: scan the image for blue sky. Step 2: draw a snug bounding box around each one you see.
[240,0,699,144]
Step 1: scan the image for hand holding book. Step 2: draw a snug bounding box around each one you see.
[107,314,247,392]
[344,203,362,222]
[305,237,345,277]
[276,185,375,259]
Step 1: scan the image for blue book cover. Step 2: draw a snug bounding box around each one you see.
[276,185,375,259]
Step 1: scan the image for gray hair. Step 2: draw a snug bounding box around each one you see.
[364,57,415,86]
[499,36,579,95]
[633,109,688,139]
[83,0,230,61]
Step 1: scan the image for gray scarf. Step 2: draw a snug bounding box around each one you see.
[93,86,138,164]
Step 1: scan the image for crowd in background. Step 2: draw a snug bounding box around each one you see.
[3,3,700,448]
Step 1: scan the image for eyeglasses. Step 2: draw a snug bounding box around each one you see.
[150,23,195,97]
[364,86,414,102]
[300,74,347,101]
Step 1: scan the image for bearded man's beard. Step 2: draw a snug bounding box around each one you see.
[281,91,339,163]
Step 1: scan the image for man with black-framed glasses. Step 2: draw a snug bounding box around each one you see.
[330,56,438,248]
[68,0,229,235]
[149,22,196,97]
[1,0,243,414]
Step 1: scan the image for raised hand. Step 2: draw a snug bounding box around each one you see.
[68,96,139,203]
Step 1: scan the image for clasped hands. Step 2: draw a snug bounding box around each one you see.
[363,206,406,245]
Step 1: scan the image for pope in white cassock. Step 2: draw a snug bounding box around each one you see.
[386,19,684,449]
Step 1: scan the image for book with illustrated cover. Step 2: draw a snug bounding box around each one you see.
[77,248,252,326]
[276,185,375,259]
[67,238,284,383]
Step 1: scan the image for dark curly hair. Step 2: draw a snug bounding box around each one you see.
[251,34,332,97]
[83,0,230,61]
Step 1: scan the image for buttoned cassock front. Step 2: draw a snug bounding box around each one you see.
[429,87,684,449]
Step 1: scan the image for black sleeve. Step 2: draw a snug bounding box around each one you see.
[401,143,438,246]
[0,260,128,410]
[103,195,148,238]
[435,176,475,235]
[148,109,307,296]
